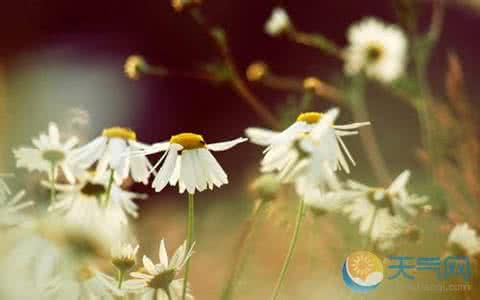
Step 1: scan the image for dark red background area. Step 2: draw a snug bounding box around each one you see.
[1,0,479,199]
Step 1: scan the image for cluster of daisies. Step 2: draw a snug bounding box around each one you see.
[1,123,247,299]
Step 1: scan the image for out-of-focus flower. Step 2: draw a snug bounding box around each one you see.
[70,127,152,184]
[0,190,33,227]
[49,172,145,229]
[246,108,368,196]
[447,223,480,257]
[338,171,426,249]
[246,61,269,82]
[133,133,247,194]
[111,243,139,273]
[265,7,291,36]
[124,55,147,80]
[250,173,281,202]
[124,240,194,299]
[46,265,121,300]
[369,210,408,251]
[14,122,79,183]
[344,17,407,82]
[171,0,202,12]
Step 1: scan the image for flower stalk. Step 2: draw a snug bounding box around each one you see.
[103,169,115,207]
[182,193,195,300]
[271,199,306,300]
[49,162,56,204]
[221,199,267,300]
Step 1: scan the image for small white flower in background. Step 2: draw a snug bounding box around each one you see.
[0,190,34,227]
[46,265,122,300]
[343,170,427,220]
[111,243,139,273]
[447,223,480,257]
[338,171,426,248]
[246,108,369,196]
[124,239,194,300]
[69,127,152,184]
[133,133,247,194]
[48,172,145,241]
[14,122,79,183]
[265,7,291,36]
[344,17,407,82]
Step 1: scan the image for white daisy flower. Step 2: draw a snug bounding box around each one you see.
[447,223,480,257]
[46,266,122,300]
[342,170,427,223]
[265,7,291,36]
[112,243,140,273]
[48,172,145,241]
[344,17,407,82]
[14,122,78,183]
[0,190,33,228]
[124,239,194,300]
[69,127,152,184]
[246,108,369,195]
[134,133,247,194]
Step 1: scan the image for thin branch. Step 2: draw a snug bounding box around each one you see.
[190,9,280,129]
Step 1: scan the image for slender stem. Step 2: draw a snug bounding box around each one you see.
[271,199,306,300]
[221,200,266,300]
[49,162,56,204]
[349,75,391,186]
[153,289,158,300]
[182,193,195,300]
[117,270,125,289]
[190,8,280,129]
[286,29,344,60]
[104,169,115,207]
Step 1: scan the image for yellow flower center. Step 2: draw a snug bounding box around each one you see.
[112,257,136,273]
[42,149,66,163]
[296,112,322,124]
[148,269,176,290]
[80,182,106,197]
[170,133,206,150]
[76,266,95,282]
[366,44,384,62]
[102,127,137,140]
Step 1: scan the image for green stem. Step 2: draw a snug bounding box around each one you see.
[221,200,266,300]
[104,169,115,207]
[182,193,195,300]
[271,199,306,300]
[49,162,56,204]
[117,270,125,289]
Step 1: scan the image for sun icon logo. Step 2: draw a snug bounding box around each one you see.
[342,251,384,292]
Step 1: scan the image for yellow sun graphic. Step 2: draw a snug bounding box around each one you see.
[347,251,383,280]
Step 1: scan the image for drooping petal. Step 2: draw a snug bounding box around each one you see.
[207,137,247,152]
[152,145,181,192]
[245,127,278,146]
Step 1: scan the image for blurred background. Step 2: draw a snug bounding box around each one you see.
[1,0,480,299]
